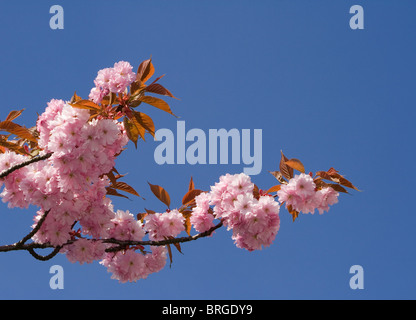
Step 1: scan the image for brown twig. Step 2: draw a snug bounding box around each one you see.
[0,152,52,179]
[0,219,224,259]
[103,219,224,252]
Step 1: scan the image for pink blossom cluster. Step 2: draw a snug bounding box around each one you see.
[277,173,339,214]
[0,95,172,283]
[100,246,167,283]
[0,99,131,250]
[190,192,214,233]
[1,99,128,213]
[190,173,281,251]
[89,61,136,103]
[144,209,185,241]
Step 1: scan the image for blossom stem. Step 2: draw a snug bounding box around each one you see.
[0,152,53,179]
[103,219,224,252]
[0,219,224,258]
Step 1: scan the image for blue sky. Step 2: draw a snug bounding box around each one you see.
[0,0,415,300]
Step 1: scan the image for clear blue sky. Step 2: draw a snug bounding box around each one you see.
[0,0,415,300]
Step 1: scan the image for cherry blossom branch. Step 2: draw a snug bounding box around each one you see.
[0,209,61,261]
[28,246,62,261]
[0,219,224,259]
[103,219,224,252]
[16,209,51,247]
[0,152,52,179]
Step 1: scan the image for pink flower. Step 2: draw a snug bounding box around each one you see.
[314,187,339,214]
[47,131,77,157]
[95,119,120,146]
[292,173,316,199]
[244,209,269,234]
[230,173,254,195]
[257,195,280,217]
[95,68,114,90]
[101,249,147,283]
[190,206,215,233]
[113,61,135,82]
[0,151,27,174]
[144,210,185,241]
[234,193,256,215]
[145,246,168,274]
[89,87,105,104]
[108,210,145,241]
[277,173,318,214]
[91,61,135,96]
[64,239,106,265]
[194,192,210,211]
[110,61,136,93]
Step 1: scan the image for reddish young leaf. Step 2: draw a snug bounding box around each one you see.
[123,117,139,148]
[0,138,29,155]
[5,109,24,122]
[267,185,281,193]
[315,171,332,181]
[145,83,177,99]
[166,243,173,267]
[337,176,359,191]
[327,167,339,175]
[166,236,183,254]
[269,170,287,184]
[69,99,101,111]
[101,92,118,106]
[105,187,129,199]
[285,158,305,173]
[279,151,294,180]
[0,121,37,142]
[112,181,141,198]
[287,204,299,222]
[139,96,177,117]
[137,212,148,222]
[136,58,155,84]
[128,115,146,141]
[182,189,203,206]
[316,170,359,191]
[105,170,118,186]
[133,110,155,138]
[180,209,193,236]
[188,176,195,191]
[313,178,329,189]
[328,183,349,194]
[148,182,171,208]
[172,242,182,254]
[149,74,166,85]
[69,92,82,104]
[144,208,156,215]
[253,184,260,200]
[130,80,145,96]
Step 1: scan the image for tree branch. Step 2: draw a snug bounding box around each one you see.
[0,152,52,179]
[103,219,224,252]
[0,219,224,259]
[16,209,51,247]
